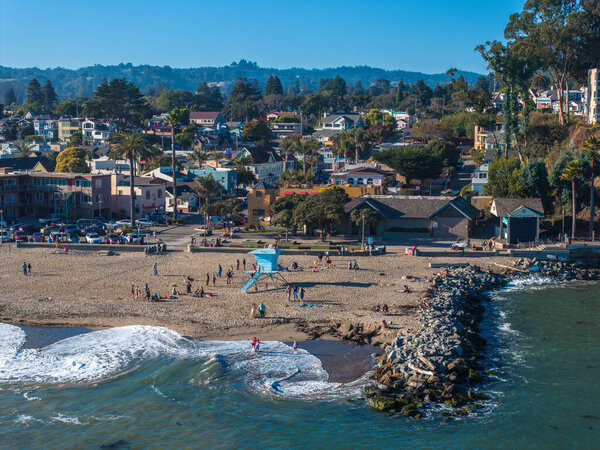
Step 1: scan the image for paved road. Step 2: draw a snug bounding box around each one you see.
[451,157,476,193]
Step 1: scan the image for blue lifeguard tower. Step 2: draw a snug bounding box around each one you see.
[240,248,288,293]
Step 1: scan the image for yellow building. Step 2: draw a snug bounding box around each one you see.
[246,182,380,226]
[474,122,503,150]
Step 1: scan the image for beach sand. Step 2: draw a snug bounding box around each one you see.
[0,246,515,344]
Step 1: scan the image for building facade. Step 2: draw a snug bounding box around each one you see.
[588,68,599,124]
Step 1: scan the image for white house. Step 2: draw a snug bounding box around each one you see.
[239,146,285,184]
[82,119,114,144]
[89,156,131,173]
[318,114,362,130]
[33,117,57,141]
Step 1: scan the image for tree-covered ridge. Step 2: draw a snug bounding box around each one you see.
[0,61,483,101]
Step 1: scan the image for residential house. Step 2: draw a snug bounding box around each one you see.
[474,122,504,150]
[111,174,166,218]
[586,68,599,124]
[189,111,225,128]
[490,198,544,244]
[471,149,520,195]
[247,181,278,225]
[266,111,298,121]
[165,184,199,213]
[329,166,390,188]
[246,182,380,226]
[382,109,413,130]
[82,119,114,144]
[318,114,362,131]
[0,156,55,172]
[188,166,237,193]
[89,156,131,174]
[239,146,285,184]
[491,92,505,110]
[142,167,187,184]
[57,118,83,142]
[33,116,57,141]
[269,122,302,140]
[343,196,479,238]
[317,149,346,172]
[312,129,341,146]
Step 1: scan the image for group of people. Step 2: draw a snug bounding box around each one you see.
[21,262,32,275]
[285,285,305,302]
[250,302,266,318]
[481,237,496,251]
[373,304,389,314]
[131,283,153,301]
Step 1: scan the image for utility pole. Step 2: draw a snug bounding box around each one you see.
[361,213,365,249]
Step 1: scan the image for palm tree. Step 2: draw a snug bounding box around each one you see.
[296,139,321,173]
[164,108,188,220]
[561,160,583,239]
[193,174,223,229]
[584,137,600,239]
[189,146,209,168]
[109,132,153,227]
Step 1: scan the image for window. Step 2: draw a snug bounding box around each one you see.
[367,178,373,186]
[5,193,16,202]
[81,194,91,203]
[252,209,265,216]
[118,189,124,195]
[75,179,91,188]
[5,179,16,186]
[158,190,162,198]
[95,179,102,188]
[357,178,363,185]
[347,178,354,185]
[146,191,150,200]
[255,191,262,198]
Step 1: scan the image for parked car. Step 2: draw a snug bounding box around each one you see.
[0,230,11,242]
[104,221,120,231]
[86,233,103,244]
[39,215,64,225]
[135,219,156,228]
[9,223,25,232]
[31,232,45,242]
[105,233,121,244]
[19,224,38,234]
[124,233,143,244]
[83,225,105,236]
[41,225,60,236]
[49,231,68,243]
[13,230,28,242]
[67,232,80,243]
[116,219,131,226]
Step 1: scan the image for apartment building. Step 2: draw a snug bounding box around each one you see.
[57,118,83,142]
[0,172,111,219]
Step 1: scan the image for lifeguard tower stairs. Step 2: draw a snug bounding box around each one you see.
[240,248,288,293]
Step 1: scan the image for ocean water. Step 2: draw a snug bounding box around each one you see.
[0,281,598,449]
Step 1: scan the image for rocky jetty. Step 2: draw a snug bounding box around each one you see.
[368,259,600,418]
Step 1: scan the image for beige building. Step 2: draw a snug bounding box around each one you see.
[58,118,82,142]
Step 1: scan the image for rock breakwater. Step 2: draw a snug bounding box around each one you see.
[368,260,600,418]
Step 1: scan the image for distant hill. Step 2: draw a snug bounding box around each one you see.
[0,61,484,101]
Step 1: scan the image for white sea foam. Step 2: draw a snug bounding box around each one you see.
[50,414,86,425]
[0,324,365,399]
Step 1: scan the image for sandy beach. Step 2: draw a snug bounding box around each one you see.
[0,246,516,344]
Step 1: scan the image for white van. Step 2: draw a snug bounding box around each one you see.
[0,230,11,242]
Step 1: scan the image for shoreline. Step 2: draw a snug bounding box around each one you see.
[367,258,600,418]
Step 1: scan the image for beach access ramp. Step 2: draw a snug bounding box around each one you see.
[240,272,262,292]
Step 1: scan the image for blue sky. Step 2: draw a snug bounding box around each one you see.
[0,0,525,74]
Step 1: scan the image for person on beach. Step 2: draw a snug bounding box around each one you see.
[243,258,246,270]
[382,304,389,314]
[131,285,136,299]
[135,286,140,300]
[27,263,31,274]
[286,285,291,302]
[236,259,240,270]
[146,289,151,301]
[153,263,158,276]
[265,280,269,291]
[206,273,210,287]
[300,287,305,302]
[251,337,258,351]
[293,286,298,301]
[292,341,298,354]
[172,286,178,296]
[186,281,192,294]
[250,303,257,318]
[255,339,261,352]
[22,262,27,276]
[217,265,222,278]
[212,274,216,287]
[402,285,410,293]
[258,303,265,318]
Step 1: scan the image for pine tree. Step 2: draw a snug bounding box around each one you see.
[3,86,17,105]
[352,80,365,96]
[264,75,283,96]
[395,80,405,106]
[42,80,58,112]
[26,78,43,107]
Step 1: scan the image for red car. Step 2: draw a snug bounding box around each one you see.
[13,230,28,242]
[31,232,45,242]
